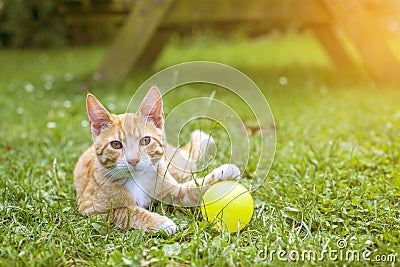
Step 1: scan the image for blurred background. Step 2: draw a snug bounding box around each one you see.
[2,0,400,84]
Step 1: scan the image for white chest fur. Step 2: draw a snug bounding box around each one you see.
[124,168,157,209]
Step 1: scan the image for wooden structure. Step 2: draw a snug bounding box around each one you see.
[62,0,400,82]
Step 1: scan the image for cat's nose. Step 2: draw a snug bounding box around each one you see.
[127,158,140,166]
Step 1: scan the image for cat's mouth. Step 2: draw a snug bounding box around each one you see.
[127,163,153,173]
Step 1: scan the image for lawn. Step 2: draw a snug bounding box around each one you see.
[0,32,399,266]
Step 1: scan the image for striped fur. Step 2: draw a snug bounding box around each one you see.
[74,87,240,235]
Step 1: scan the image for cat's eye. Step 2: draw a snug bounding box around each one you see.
[110,141,123,149]
[139,136,151,146]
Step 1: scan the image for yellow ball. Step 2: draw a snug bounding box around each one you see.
[201,181,254,233]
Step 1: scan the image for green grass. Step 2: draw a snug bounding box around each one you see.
[1,32,400,266]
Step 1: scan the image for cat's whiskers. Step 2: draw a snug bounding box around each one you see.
[101,160,156,184]
[101,165,132,181]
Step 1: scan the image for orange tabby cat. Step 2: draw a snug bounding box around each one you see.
[74,86,240,235]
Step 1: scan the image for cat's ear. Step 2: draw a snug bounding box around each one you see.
[86,93,112,136]
[138,86,164,129]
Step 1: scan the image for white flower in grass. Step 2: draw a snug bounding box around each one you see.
[44,82,53,90]
[47,122,57,129]
[108,103,116,111]
[24,83,34,92]
[64,100,72,108]
[64,73,74,81]
[279,76,288,85]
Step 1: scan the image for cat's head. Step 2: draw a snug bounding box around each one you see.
[86,86,165,178]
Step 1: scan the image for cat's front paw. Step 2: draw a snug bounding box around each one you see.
[152,217,177,235]
[210,164,241,182]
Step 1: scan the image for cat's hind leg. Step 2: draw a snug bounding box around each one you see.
[165,130,215,179]
[182,130,215,163]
